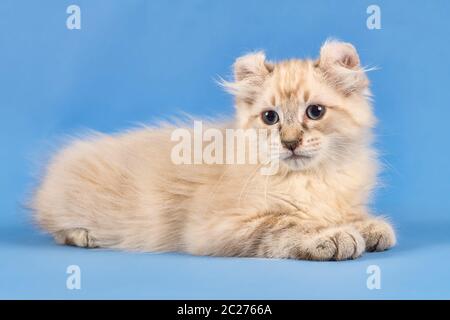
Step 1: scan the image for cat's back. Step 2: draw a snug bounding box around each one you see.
[32,127,179,233]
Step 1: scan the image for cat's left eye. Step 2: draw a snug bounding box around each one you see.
[306,104,326,120]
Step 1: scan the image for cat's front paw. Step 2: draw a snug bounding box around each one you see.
[302,226,365,261]
[354,218,396,252]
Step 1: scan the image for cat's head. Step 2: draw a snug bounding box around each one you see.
[224,40,376,171]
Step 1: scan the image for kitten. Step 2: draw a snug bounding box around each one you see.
[32,40,396,260]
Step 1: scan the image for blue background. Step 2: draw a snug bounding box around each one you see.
[1,0,449,299]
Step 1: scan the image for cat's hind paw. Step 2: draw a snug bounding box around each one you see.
[54,228,98,248]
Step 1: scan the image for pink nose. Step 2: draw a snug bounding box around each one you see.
[282,139,300,151]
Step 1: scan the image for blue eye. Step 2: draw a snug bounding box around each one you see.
[306,104,326,120]
[262,110,279,125]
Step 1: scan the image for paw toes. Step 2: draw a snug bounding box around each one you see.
[54,228,98,248]
[362,220,396,252]
[307,227,365,261]
[312,238,337,260]
[333,228,365,260]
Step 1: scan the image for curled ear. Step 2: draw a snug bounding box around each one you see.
[233,51,273,81]
[317,39,369,95]
[222,51,273,106]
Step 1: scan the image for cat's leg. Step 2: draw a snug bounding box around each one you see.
[184,211,365,261]
[351,217,396,252]
[53,228,98,248]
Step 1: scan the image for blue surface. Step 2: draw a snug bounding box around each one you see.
[1,0,450,299]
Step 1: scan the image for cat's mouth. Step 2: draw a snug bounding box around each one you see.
[281,151,314,161]
[287,153,313,159]
[279,151,316,170]
[286,154,310,160]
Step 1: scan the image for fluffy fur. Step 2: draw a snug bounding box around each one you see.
[32,40,396,260]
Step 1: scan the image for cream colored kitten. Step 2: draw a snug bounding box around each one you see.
[32,40,396,261]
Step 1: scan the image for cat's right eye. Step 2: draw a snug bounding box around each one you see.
[261,110,280,125]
